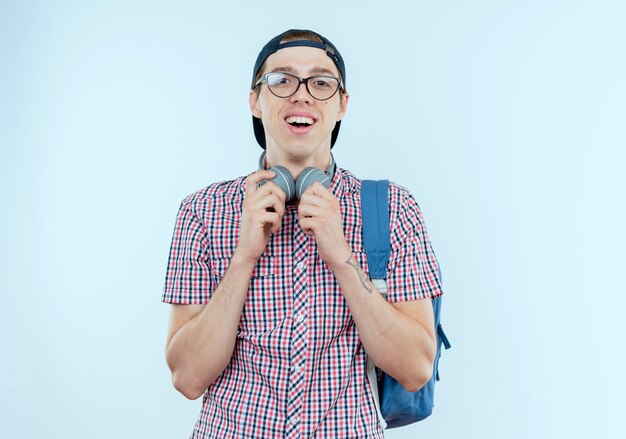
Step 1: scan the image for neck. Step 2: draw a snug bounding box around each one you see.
[263,148,332,181]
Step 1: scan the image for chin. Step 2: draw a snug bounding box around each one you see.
[279,139,317,154]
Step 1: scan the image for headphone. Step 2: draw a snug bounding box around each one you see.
[258,151,336,202]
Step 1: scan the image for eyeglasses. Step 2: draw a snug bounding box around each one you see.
[254,72,343,101]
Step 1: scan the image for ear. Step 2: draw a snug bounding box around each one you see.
[249,90,262,119]
[336,90,349,122]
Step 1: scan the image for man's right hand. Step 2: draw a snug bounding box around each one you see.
[235,170,287,262]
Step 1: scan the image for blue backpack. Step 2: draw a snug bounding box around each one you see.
[361,180,451,429]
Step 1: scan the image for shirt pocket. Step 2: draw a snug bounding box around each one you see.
[211,256,286,333]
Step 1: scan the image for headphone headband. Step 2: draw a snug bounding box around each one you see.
[258,151,336,178]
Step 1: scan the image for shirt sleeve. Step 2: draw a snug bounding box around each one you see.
[162,199,214,304]
[385,184,443,303]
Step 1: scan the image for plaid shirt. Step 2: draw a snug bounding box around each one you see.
[162,166,443,439]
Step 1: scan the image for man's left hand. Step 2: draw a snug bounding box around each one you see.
[297,182,352,270]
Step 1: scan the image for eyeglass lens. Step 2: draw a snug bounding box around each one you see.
[265,73,340,100]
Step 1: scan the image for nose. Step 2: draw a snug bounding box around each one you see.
[289,80,312,104]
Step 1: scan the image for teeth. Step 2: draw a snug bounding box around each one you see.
[286,116,314,125]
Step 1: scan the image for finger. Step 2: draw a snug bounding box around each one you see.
[272,194,286,218]
[270,213,284,234]
[257,211,282,233]
[297,203,326,219]
[308,182,338,201]
[247,180,287,208]
[245,170,276,196]
[299,191,330,208]
[249,192,283,213]
[302,181,326,195]
[259,180,288,205]
[244,184,286,215]
[264,191,287,218]
[298,217,316,235]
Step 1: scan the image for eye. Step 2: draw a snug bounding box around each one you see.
[311,78,332,88]
[310,77,339,91]
[267,73,293,87]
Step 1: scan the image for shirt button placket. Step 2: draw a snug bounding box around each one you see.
[286,226,309,438]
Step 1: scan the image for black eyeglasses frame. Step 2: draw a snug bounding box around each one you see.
[254,72,344,101]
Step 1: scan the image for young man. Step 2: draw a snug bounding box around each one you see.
[162,29,443,438]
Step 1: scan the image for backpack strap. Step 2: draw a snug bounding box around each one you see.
[361,180,391,280]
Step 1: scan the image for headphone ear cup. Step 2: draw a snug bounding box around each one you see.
[295,167,332,200]
[260,165,295,202]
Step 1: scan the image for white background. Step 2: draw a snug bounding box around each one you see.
[1,0,625,437]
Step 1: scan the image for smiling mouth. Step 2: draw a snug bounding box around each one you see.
[286,116,315,127]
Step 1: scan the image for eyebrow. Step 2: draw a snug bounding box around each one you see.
[271,65,338,77]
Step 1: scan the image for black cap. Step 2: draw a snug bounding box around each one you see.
[251,29,346,149]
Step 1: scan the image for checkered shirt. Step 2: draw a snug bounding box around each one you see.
[162,166,443,439]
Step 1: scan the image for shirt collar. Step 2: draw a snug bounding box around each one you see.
[328,162,345,200]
